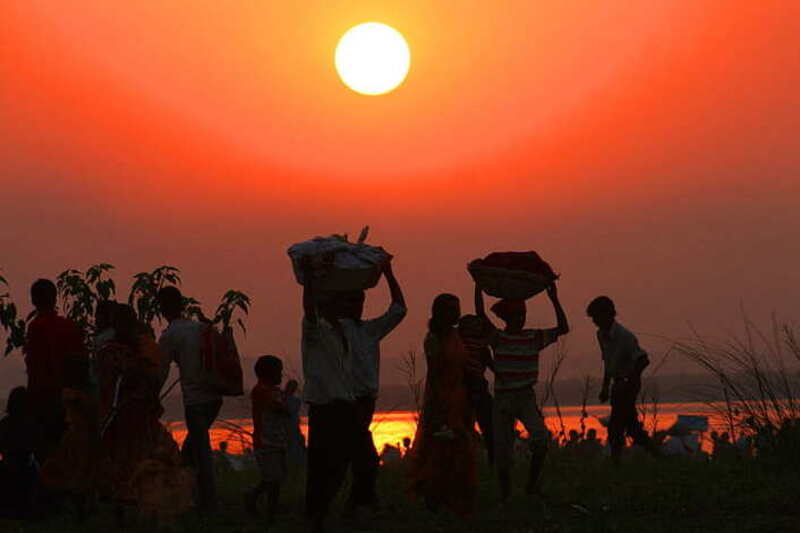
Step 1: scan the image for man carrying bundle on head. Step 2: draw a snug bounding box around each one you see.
[338,259,406,522]
[290,228,403,532]
[475,281,569,504]
[299,261,356,533]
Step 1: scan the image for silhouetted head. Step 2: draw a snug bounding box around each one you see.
[31,279,57,312]
[491,299,527,333]
[157,286,184,322]
[586,296,616,331]
[402,437,411,448]
[5,386,28,418]
[255,355,283,386]
[95,299,117,331]
[219,441,228,453]
[285,379,299,396]
[458,314,488,340]
[568,429,580,442]
[428,293,461,336]
[112,304,145,349]
[586,428,598,441]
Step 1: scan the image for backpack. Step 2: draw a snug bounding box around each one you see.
[199,323,244,396]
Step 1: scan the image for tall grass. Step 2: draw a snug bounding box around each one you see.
[578,376,593,439]
[395,349,424,424]
[675,316,800,444]
[540,340,568,443]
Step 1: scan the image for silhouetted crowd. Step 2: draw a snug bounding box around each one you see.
[1,259,723,532]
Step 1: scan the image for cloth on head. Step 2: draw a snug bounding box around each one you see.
[490,299,526,319]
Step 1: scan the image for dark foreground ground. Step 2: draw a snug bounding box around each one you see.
[3,449,799,533]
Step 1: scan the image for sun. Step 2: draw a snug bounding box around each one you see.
[335,23,410,96]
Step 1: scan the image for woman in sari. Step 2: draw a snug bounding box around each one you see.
[407,294,477,517]
[96,304,192,522]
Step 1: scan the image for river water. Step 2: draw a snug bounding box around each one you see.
[167,401,731,455]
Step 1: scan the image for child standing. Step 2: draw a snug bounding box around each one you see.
[246,355,289,524]
[457,314,495,466]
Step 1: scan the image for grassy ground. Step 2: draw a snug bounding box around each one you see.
[3,449,799,533]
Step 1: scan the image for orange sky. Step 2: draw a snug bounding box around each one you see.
[1,1,799,391]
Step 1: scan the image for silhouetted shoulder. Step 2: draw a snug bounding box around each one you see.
[614,322,639,342]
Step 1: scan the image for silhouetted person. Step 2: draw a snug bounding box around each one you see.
[578,428,603,458]
[712,431,737,460]
[380,443,402,465]
[402,437,411,456]
[23,279,86,462]
[0,387,41,519]
[157,286,222,510]
[587,296,653,463]
[476,282,569,502]
[407,293,476,517]
[214,441,234,474]
[94,304,191,522]
[300,262,358,533]
[458,314,495,466]
[246,355,289,525]
[338,260,406,517]
[284,379,306,465]
[565,429,581,452]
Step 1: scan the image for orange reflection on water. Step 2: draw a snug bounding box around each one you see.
[167,402,726,456]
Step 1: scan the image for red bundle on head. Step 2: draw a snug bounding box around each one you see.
[468,250,558,301]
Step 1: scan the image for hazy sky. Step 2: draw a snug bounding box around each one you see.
[2,1,799,392]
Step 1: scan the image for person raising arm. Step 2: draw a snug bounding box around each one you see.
[475,280,568,503]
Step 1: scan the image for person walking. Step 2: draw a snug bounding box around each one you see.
[457,314,495,466]
[337,260,406,518]
[475,282,569,502]
[158,286,223,511]
[586,296,655,463]
[94,304,191,520]
[23,279,86,462]
[407,293,476,517]
[300,264,357,533]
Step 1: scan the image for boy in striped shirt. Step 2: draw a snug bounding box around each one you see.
[475,282,569,503]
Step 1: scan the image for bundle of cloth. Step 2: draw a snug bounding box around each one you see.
[288,226,391,291]
[468,251,558,300]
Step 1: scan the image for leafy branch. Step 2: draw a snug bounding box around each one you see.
[0,275,27,357]
[212,290,251,333]
[56,263,116,337]
[128,266,182,328]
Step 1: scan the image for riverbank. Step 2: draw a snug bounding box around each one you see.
[4,447,798,532]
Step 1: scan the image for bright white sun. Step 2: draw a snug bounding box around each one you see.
[335,22,410,96]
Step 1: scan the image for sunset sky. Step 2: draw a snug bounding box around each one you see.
[2,1,799,392]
